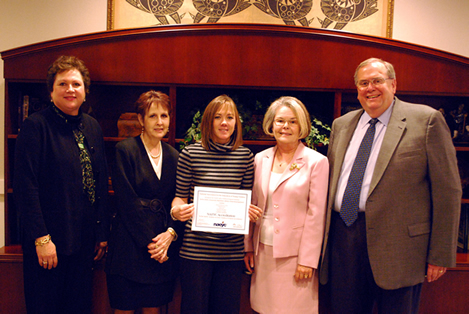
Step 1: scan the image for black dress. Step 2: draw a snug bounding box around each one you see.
[105,136,182,310]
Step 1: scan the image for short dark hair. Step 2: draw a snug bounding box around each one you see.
[47,55,91,94]
[135,90,171,118]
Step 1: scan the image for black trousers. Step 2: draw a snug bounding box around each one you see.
[23,214,96,314]
[180,258,243,314]
[329,211,422,314]
[23,242,95,314]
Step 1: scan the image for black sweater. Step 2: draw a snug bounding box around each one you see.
[14,106,110,255]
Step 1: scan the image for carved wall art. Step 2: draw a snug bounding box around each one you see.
[108,0,394,37]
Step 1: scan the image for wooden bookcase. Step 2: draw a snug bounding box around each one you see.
[2,24,469,313]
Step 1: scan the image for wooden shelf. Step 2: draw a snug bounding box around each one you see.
[0,245,22,263]
[456,253,469,269]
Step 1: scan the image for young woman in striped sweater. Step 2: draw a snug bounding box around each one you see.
[170,94,262,314]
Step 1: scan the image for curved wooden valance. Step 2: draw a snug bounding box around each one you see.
[2,23,469,96]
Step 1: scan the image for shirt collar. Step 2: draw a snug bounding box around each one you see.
[358,99,395,129]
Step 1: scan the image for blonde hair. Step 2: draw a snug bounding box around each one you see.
[263,96,311,139]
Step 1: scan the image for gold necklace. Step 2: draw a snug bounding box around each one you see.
[276,149,294,167]
[141,136,161,159]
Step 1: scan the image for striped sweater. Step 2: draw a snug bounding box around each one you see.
[176,140,254,261]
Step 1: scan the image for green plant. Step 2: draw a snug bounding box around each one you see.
[236,99,266,139]
[179,110,202,150]
[305,117,331,150]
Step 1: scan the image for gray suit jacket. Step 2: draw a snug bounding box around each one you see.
[319,97,461,290]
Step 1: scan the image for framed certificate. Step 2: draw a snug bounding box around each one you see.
[192,187,252,234]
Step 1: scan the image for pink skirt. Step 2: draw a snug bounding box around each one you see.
[250,243,319,314]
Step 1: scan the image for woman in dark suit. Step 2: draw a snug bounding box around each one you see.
[105,91,181,314]
[14,55,110,314]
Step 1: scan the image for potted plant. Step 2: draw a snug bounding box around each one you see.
[179,110,202,150]
[304,117,331,151]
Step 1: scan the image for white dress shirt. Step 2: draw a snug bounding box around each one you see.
[335,102,394,212]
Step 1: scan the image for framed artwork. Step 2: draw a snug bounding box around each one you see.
[107,0,394,38]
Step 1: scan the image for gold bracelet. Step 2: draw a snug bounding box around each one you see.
[35,234,51,247]
[167,227,177,241]
[170,207,178,221]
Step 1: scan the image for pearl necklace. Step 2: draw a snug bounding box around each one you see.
[141,136,161,159]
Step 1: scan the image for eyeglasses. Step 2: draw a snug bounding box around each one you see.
[357,77,393,89]
[274,119,298,127]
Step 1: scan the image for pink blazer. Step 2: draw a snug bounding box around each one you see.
[245,142,329,268]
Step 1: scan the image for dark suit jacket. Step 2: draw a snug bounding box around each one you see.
[14,106,110,256]
[319,97,461,290]
[105,137,181,284]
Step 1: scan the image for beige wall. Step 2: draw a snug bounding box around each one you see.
[393,0,469,57]
[1,0,468,246]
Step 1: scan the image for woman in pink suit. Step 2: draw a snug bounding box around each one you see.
[244,96,329,313]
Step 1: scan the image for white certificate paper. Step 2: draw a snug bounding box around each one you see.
[192,186,252,234]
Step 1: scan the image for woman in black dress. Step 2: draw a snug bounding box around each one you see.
[106,91,181,314]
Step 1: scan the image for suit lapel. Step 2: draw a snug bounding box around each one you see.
[137,136,161,186]
[260,148,275,202]
[160,142,173,181]
[274,142,306,192]
[368,98,406,197]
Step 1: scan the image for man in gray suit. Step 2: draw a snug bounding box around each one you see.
[319,58,461,313]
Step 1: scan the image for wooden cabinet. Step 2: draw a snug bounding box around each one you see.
[2,24,469,313]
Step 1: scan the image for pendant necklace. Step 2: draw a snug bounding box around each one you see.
[276,148,294,168]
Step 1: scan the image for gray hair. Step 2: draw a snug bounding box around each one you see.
[354,57,396,85]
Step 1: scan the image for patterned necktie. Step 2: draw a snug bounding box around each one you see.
[73,129,96,205]
[340,118,379,226]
